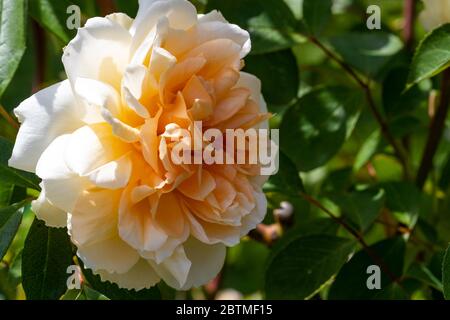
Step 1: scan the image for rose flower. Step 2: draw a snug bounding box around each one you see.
[9,0,270,290]
[420,0,450,31]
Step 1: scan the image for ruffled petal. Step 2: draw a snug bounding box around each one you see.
[95,258,161,290]
[31,184,68,228]
[62,17,132,90]
[9,80,83,172]
[36,134,90,213]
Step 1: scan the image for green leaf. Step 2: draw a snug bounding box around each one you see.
[0,137,40,190]
[29,0,75,44]
[322,167,353,194]
[382,182,421,228]
[206,0,300,54]
[284,0,301,20]
[244,49,299,107]
[302,0,332,36]
[264,152,304,196]
[354,130,383,171]
[81,264,161,300]
[382,67,430,118]
[406,263,442,291]
[330,32,403,79]
[328,237,406,299]
[0,183,14,207]
[443,244,450,299]
[61,286,109,300]
[222,240,270,295]
[0,36,36,112]
[265,235,354,299]
[83,285,109,300]
[439,153,450,190]
[271,218,340,255]
[0,0,27,99]
[329,187,385,231]
[0,202,25,260]
[22,219,73,300]
[280,87,362,171]
[60,288,85,300]
[407,24,450,89]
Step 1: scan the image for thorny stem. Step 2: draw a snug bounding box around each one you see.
[416,68,450,189]
[308,36,411,180]
[300,192,405,287]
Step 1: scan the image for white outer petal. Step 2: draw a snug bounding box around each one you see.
[35,134,90,213]
[31,184,68,228]
[237,72,268,129]
[62,17,132,90]
[77,236,140,274]
[159,238,226,290]
[130,0,197,54]
[149,245,191,288]
[87,153,132,189]
[420,0,450,31]
[240,188,268,236]
[95,259,161,291]
[74,78,141,142]
[8,80,83,172]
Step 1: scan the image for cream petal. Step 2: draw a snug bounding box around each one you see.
[120,206,169,253]
[87,153,132,189]
[236,72,268,129]
[123,86,151,119]
[196,20,250,59]
[151,230,188,263]
[105,12,133,30]
[240,188,267,236]
[237,72,261,103]
[73,77,120,123]
[186,211,241,246]
[182,39,241,79]
[198,10,228,24]
[70,188,121,247]
[178,169,216,201]
[31,185,68,228]
[122,65,152,118]
[181,238,226,290]
[121,190,191,263]
[130,0,197,48]
[149,47,177,81]
[9,80,83,172]
[153,192,187,238]
[207,88,250,126]
[95,258,160,291]
[77,235,140,274]
[62,17,131,90]
[36,135,90,213]
[420,0,450,31]
[74,78,140,142]
[164,12,250,59]
[149,245,191,289]
[64,124,130,177]
[69,187,154,285]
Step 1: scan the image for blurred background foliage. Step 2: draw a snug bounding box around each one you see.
[1,0,450,300]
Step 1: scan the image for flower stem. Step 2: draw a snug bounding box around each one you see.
[308,36,411,179]
[300,192,405,288]
[0,104,19,130]
[416,68,450,189]
[403,0,416,51]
